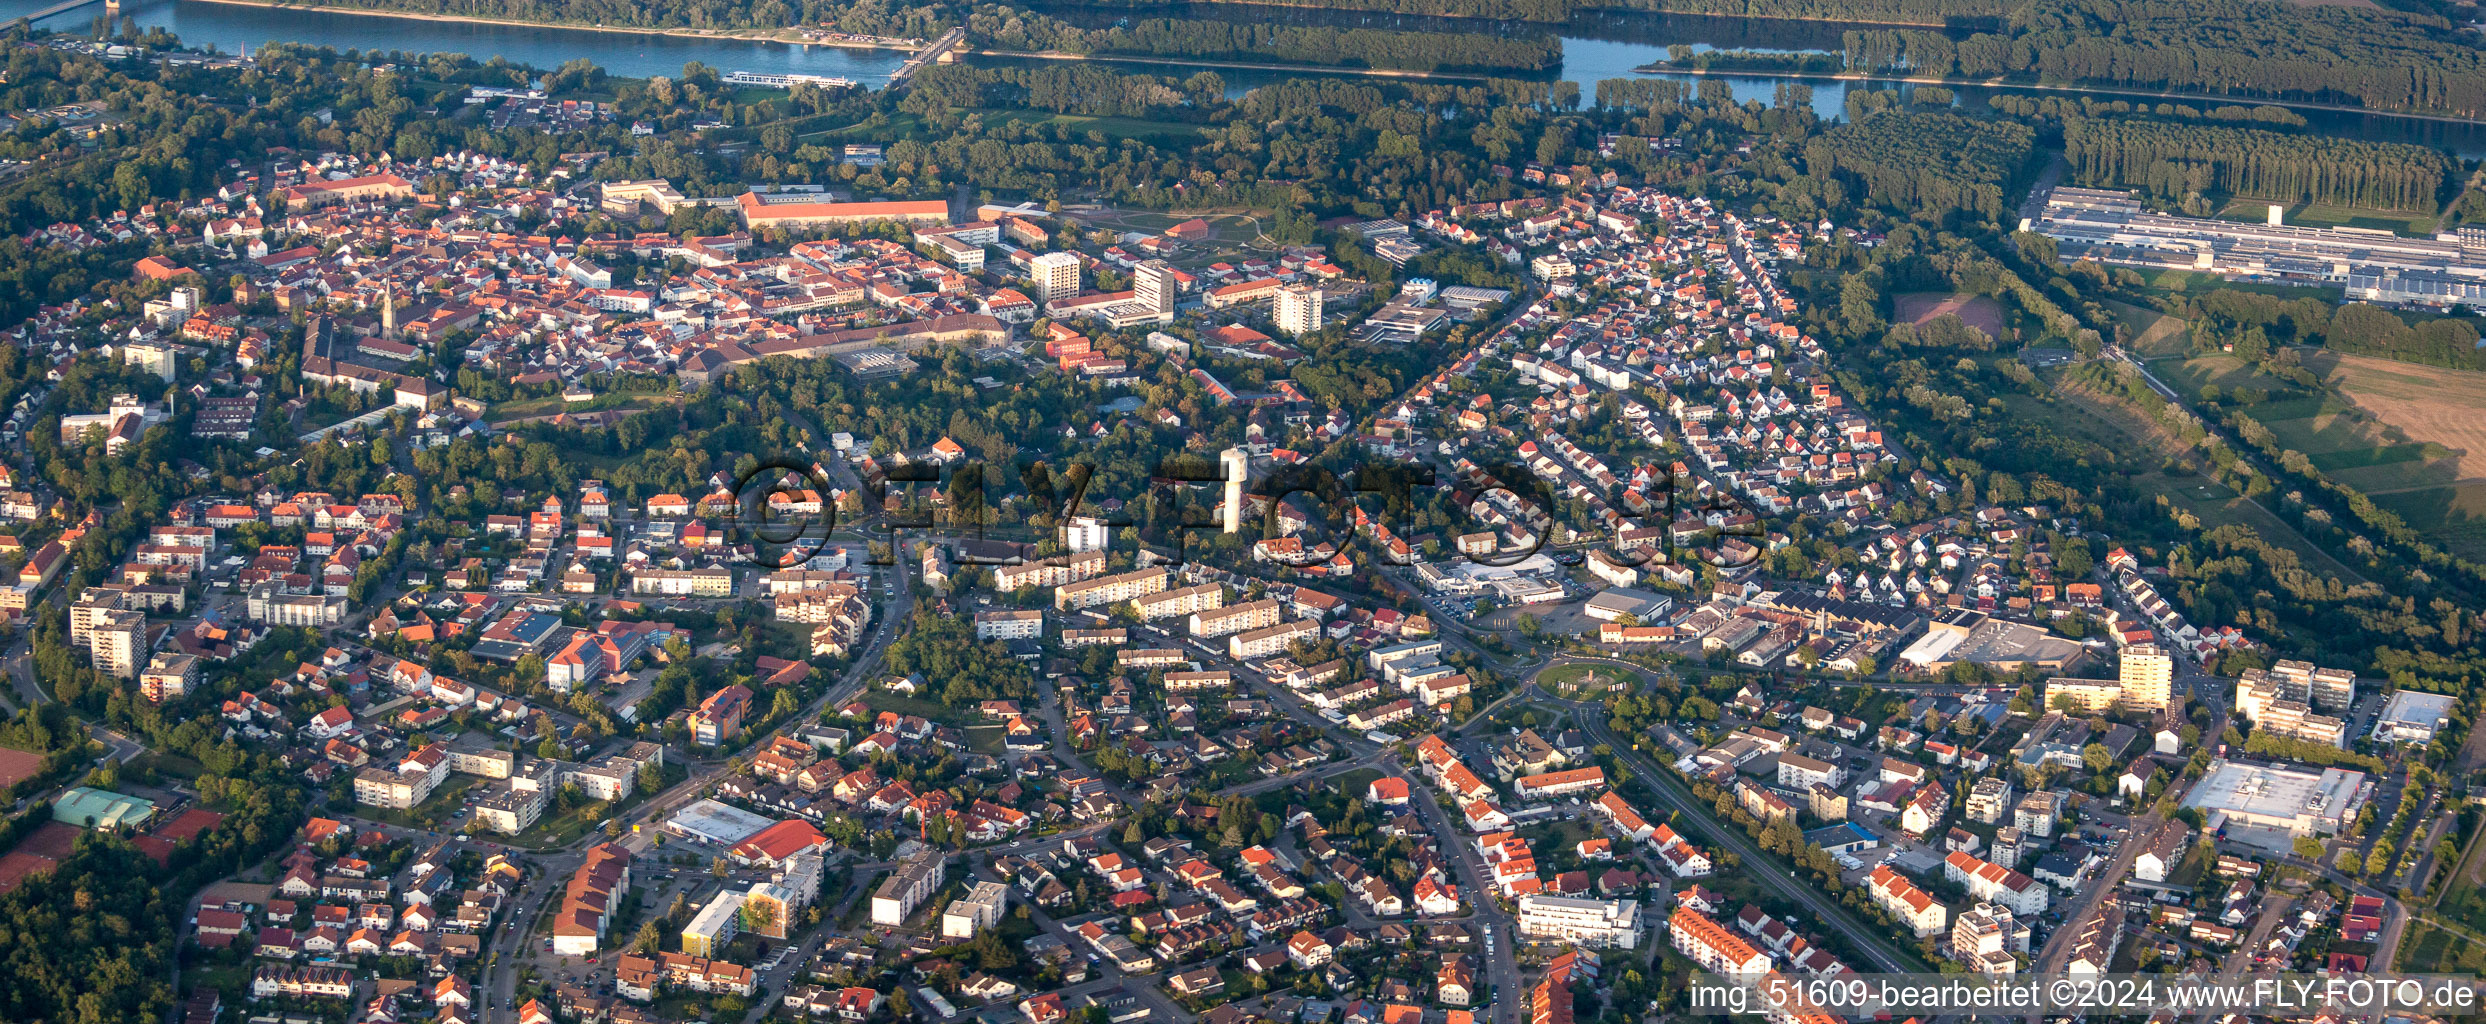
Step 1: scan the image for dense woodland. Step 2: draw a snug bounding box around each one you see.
[1069,0,2004,23]
[1802,110,2034,220]
[967,12,1564,71]
[2063,118,2453,213]
[150,0,2486,120]
[1836,0,2486,119]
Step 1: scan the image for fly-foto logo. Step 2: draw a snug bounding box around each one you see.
[724,457,842,568]
[769,449,1763,572]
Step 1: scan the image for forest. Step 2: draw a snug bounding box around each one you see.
[110,0,2486,119]
[1836,0,2486,120]
[1801,109,2035,221]
[1057,0,2004,25]
[2062,118,2453,213]
[967,12,1563,72]
[2174,289,2486,372]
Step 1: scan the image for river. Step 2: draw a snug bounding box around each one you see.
[14,0,2486,157]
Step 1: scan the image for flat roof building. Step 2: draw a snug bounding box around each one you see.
[873,848,946,926]
[2182,759,2370,837]
[2374,690,2458,744]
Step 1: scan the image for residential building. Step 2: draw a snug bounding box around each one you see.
[1032,251,1081,305]
[1275,284,1323,336]
[1866,865,1947,937]
[873,848,946,926]
[1515,894,1640,949]
[1667,908,1768,975]
[942,881,1009,940]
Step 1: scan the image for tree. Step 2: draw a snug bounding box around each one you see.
[2081,743,2113,774]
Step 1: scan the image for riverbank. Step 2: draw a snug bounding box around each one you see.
[1636,61,2486,127]
[187,0,921,51]
[982,47,1503,80]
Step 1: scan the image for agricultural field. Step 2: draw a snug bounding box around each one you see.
[2107,299,2190,358]
[2153,350,2486,559]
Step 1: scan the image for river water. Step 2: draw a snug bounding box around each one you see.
[13,0,2486,156]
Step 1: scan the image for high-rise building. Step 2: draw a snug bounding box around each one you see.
[1031,251,1081,305]
[1133,259,1176,322]
[91,609,147,680]
[1275,284,1323,336]
[2119,644,2173,712]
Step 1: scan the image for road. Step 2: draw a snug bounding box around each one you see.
[1390,757,1522,1023]
[3,638,143,764]
[2035,800,2174,973]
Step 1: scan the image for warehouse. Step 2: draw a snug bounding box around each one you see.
[2182,759,2370,839]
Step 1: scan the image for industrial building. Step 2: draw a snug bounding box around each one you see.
[2029,187,2486,310]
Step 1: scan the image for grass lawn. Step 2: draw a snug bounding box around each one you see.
[2044,372,2365,581]
[1332,765,1392,800]
[2106,299,2189,358]
[2214,199,2437,236]
[2138,269,2343,303]
[2147,354,2299,399]
[2306,442,2440,472]
[1201,755,1262,789]
[2374,483,2486,562]
[1536,663,1641,696]
[487,392,673,424]
[134,750,205,781]
[1331,767,1385,798]
[2398,920,2478,972]
[858,689,968,726]
[964,724,1007,756]
[183,961,257,1001]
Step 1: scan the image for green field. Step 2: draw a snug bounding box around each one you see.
[2148,352,2486,560]
[2399,920,2485,973]
[2138,269,2344,303]
[2374,484,2486,562]
[1332,766,1385,798]
[858,689,969,726]
[2036,377,2364,581]
[1536,662,1641,695]
[486,392,674,424]
[2214,199,2437,237]
[2106,299,2189,358]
